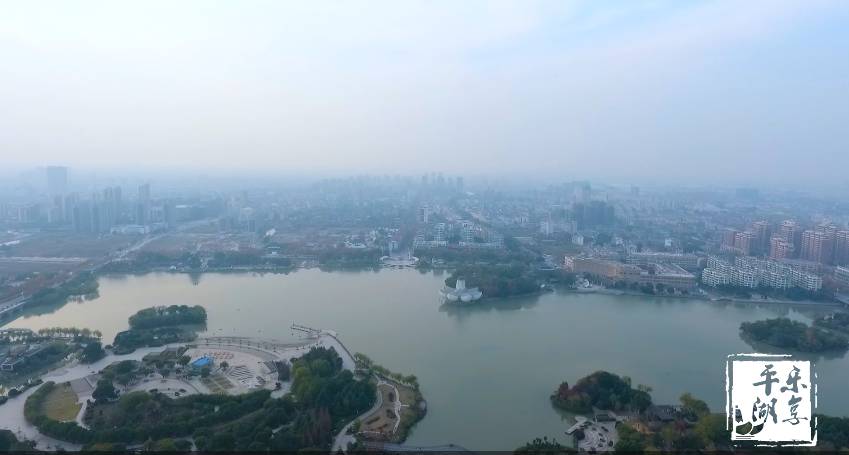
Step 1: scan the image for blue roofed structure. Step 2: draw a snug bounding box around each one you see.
[191,356,213,369]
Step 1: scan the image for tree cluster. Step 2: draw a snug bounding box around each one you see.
[740,317,848,352]
[551,371,652,414]
[445,264,541,298]
[128,305,207,330]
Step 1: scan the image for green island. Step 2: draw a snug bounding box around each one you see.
[814,312,849,334]
[550,371,652,414]
[444,264,569,299]
[112,305,208,354]
[740,318,849,353]
[128,305,207,330]
[24,346,376,451]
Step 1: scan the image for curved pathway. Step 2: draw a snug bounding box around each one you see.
[332,380,383,453]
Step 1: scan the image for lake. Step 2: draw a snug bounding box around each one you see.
[3,268,848,450]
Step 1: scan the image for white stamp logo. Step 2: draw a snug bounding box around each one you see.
[726,354,817,447]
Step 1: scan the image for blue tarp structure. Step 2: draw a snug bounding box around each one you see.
[191,356,213,368]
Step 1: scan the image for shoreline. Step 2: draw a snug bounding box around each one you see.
[563,286,844,308]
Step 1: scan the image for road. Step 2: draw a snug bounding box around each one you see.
[0,344,182,451]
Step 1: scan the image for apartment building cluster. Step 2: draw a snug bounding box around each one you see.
[565,256,697,291]
[413,220,503,250]
[720,219,849,267]
[701,256,822,292]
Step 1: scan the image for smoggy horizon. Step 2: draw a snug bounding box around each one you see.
[3,1,849,186]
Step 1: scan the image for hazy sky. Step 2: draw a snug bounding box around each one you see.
[2,0,848,184]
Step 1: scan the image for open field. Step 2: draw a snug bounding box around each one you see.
[0,259,83,275]
[140,233,249,254]
[40,383,81,422]
[2,233,140,258]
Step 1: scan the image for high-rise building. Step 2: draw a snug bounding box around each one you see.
[46,166,68,197]
[733,231,755,256]
[835,231,849,266]
[800,229,834,265]
[98,186,122,232]
[769,236,794,261]
[136,183,151,225]
[721,228,738,249]
[573,201,614,229]
[778,220,802,254]
[750,221,771,255]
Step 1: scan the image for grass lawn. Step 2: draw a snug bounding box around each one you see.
[41,383,82,422]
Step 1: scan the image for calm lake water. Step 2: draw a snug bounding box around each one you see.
[3,269,848,450]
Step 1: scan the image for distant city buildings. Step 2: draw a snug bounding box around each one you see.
[800,229,834,265]
[626,252,700,271]
[702,256,822,292]
[413,219,502,250]
[566,256,696,291]
[769,236,794,261]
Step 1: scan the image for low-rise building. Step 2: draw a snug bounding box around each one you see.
[627,252,700,270]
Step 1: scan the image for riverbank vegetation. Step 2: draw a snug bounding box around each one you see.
[740,318,848,352]
[28,271,98,307]
[712,284,832,302]
[353,352,419,389]
[24,347,376,451]
[551,371,652,414]
[515,436,574,453]
[112,327,198,355]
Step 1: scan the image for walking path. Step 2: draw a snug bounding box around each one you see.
[0,331,357,451]
[0,344,176,451]
[332,378,384,453]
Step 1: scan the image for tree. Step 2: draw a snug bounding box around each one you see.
[695,414,731,448]
[220,361,229,371]
[615,425,646,452]
[680,393,710,419]
[92,379,117,402]
[80,341,106,364]
[515,436,574,453]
